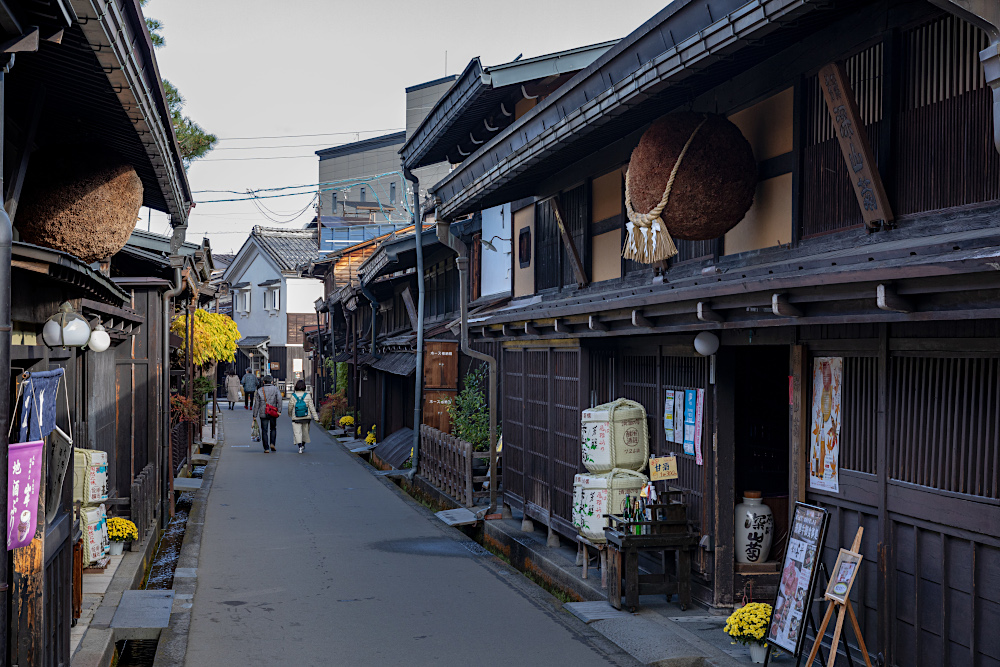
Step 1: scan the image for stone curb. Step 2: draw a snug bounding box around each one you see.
[152,423,223,667]
[70,488,164,667]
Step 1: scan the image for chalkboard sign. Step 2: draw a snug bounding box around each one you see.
[764,502,829,657]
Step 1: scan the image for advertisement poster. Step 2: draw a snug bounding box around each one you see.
[673,393,684,445]
[663,391,675,443]
[8,440,44,550]
[683,390,696,455]
[694,388,705,466]
[809,357,843,493]
[765,503,828,656]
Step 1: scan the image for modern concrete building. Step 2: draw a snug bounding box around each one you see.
[315,75,458,226]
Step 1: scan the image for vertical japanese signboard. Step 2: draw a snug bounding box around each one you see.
[765,503,829,657]
[8,440,44,550]
[818,62,893,230]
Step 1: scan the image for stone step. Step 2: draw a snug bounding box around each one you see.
[173,477,203,492]
[110,590,174,640]
[191,454,211,464]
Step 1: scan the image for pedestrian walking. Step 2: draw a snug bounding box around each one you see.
[241,369,258,410]
[252,375,282,452]
[224,369,242,410]
[287,379,320,454]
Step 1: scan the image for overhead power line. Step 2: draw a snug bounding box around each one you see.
[216,127,404,141]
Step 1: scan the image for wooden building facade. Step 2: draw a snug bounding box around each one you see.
[424,1,1000,664]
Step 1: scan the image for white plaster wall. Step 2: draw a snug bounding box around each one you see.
[230,250,287,346]
[285,277,324,314]
[480,203,512,298]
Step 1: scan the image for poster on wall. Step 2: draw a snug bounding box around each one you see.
[673,393,684,445]
[809,357,843,493]
[663,391,675,442]
[683,390,696,456]
[694,388,705,466]
[8,440,44,550]
[764,502,829,656]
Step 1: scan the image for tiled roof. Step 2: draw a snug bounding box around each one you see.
[252,226,319,272]
[237,335,271,348]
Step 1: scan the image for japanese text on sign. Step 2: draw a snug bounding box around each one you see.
[649,456,678,481]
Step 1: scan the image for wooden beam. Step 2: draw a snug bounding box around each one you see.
[772,293,802,318]
[0,27,38,54]
[6,86,44,222]
[588,315,607,332]
[549,195,589,288]
[696,302,724,323]
[524,322,539,336]
[400,286,418,331]
[631,310,653,328]
[876,284,912,313]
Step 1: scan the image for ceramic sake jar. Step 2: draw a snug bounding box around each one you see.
[735,490,773,564]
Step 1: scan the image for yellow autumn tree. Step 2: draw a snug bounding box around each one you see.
[171,310,241,366]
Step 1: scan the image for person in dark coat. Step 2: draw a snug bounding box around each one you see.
[241,369,258,410]
[252,375,282,452]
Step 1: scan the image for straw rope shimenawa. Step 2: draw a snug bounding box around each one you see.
[623,115,709,264]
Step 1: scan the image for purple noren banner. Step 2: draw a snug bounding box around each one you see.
[8,440,44,550]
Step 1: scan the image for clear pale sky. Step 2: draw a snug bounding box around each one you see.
[142,0,670,253]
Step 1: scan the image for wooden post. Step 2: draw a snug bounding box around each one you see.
[790,346,808,509]
[549,196,589,288]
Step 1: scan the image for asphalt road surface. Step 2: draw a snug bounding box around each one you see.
[184,405,639,666]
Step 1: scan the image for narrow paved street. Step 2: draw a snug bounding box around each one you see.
[184,406,638,666]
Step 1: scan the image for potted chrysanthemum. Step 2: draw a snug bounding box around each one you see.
[107,517,138,555]
[338,415,354,431]
[724,602,771,663]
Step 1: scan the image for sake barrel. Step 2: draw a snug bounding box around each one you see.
[576,469,649,543]
[74,448,109,506]
[581,399,649,473]
[81,505,108,565]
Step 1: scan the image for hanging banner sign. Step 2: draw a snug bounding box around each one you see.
[694,388,705,466]
[19,368,64,442]
[683,390,696,456]
[818,62,893,230]
[663,391,675,442]
[650,455,678,481]
[809,357,843,493]
[8,440,44,550]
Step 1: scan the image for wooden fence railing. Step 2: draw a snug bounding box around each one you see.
[419,425,496,507]
[128,463,157,549]
[171,422,188,476]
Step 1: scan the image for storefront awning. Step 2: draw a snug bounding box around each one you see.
[369,352,415,377]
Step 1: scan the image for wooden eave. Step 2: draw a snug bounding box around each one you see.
[472,212,1000,340]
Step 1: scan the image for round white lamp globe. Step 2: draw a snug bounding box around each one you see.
[693,331,720,356]
[42,302,93,348]
[88,324,111,352]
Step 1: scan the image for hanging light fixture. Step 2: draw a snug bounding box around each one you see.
[693,331,720,356]
[87,322,111,353]
[42,302,93,348]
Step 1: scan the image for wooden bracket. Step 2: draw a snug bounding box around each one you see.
[554,318,573,334]
[549,195,589,288]
[589,315,608,332]
[524,322,539,336]
[0,27,38,54]
[501,323,518,337]
[478,326,494,338]
[876,284,912,313]
[631,310,653,328]
[696,302,724,323]
[772,293,802,318]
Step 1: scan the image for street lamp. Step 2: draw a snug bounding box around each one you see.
[42,302,92,348]
[87,323,111,352]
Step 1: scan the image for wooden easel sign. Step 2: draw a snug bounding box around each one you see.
[805,527,873,667]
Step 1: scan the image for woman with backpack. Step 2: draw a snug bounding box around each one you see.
[287,379,319,454]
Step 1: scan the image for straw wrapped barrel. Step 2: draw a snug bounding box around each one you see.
[16,146,144,264]
[624,112,756,263]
